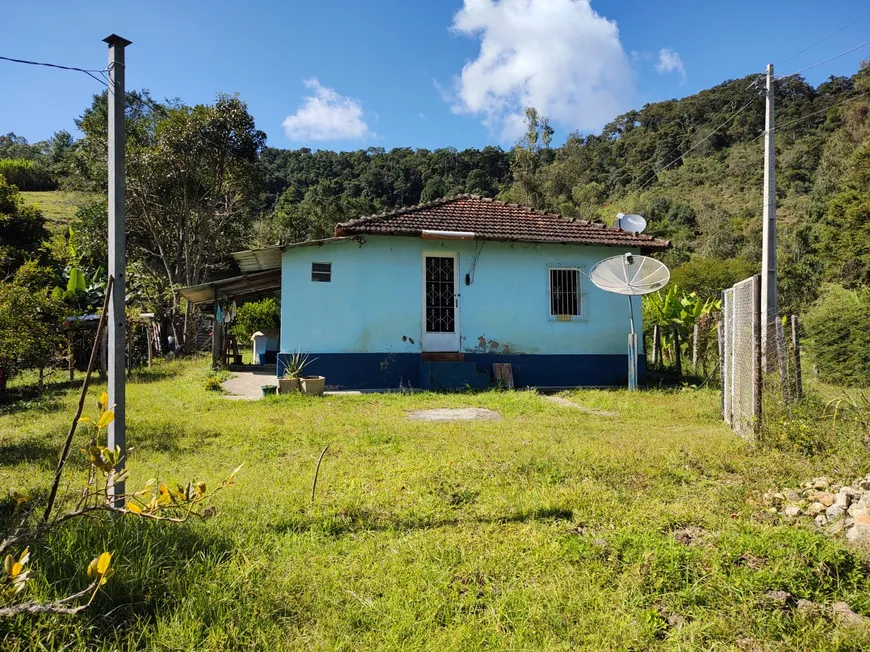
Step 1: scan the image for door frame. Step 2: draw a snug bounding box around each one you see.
[421,250,460,352]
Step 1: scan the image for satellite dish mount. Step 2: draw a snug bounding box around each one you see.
[589,253,670,390]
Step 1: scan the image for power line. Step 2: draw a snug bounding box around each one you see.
[635,95,760,192]
[747,90,870,146]
[775,13,869,67]
[778,39,870,78]
[0,54,107,87]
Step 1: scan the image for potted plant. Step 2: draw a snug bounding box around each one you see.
[300,374,326,396]
[279,349,317,394]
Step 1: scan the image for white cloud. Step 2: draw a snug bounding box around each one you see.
[656,48,686,81]
[282,78,373,142]
[449,0,633,141]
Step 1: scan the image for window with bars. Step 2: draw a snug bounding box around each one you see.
[549,267,581,318]
[311,262,331,282]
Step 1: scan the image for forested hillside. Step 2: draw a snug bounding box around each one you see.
[1,62,869,362]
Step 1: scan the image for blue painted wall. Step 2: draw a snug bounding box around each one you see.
[280,236,643,359]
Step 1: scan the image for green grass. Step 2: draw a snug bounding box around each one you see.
[18,190,98,230]
[1,358,870,650]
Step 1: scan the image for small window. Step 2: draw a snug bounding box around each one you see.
[311,262,331,282]
[549,268,581,317]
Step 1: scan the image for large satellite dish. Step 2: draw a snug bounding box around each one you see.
[616,212,647,234]
[590,253,671,391]
[589,253,670,296]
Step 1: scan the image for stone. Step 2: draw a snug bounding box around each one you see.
[784,505,802,517]
[831,601,869,626]
[846,512,870,545]
[764,590,793,606]
[816,493,836,507]
[772,492,785,502]
[814,477,830,490]
[859,479,870,491]
[835,492,851,509]
[826,504,846,520]
[808,502,827,516]
[848,505,868,519]
[786,490,801,503]
[815,514,828,527]
[829,519,847,535]
[796,599,822,615]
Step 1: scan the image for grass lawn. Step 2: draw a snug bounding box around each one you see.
[18,190,98,231]
[1,357,869,650]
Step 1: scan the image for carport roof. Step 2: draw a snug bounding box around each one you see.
[178,269,281,306]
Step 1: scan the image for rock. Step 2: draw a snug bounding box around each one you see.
[784,505,802,517]
[815,514,828,527]
[808,502,827,516]
[772,492,785,502]
[796,599,822,615]
[814,477,830,490]
[859,479,870,491]
[848,505,868,519]
[764,590,794,606]
[846,512,870,545]
[786,490,801,503]
[826,504,846,521]
[835,492,851,509]
[829,519,847,535]
[816,493,836,507]
[839,486,853,494]
[831,601,869,626]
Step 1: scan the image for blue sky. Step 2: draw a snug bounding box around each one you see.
[1,1,868,151]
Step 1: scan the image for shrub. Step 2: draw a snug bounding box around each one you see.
[231,297,279,341]
[203,375,224,392]
[0,158,55,191]
[803,284,870,386]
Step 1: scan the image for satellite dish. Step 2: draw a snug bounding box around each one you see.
[589,253,670,296]
[590,253,671,391]
[615,212,647,234]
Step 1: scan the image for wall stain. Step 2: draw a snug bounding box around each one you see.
[486,339,499,352]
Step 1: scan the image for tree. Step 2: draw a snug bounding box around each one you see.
[75,91,267,347]
[0,176,50,280]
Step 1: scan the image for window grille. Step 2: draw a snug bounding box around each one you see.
[549,268,581,317]
[311,262,331,282]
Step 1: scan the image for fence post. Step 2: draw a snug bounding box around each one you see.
[777,319,791,403]
[718,320,725,419]
[791,314,802,401]
[652,325,661,367]
[673,324,682,378]
[752,275,762,440]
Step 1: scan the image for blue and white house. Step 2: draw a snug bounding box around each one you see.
[232,195,670,390]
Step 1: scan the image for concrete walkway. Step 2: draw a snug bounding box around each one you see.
[222,370,278,400]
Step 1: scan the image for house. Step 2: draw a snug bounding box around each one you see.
[230,194,670,390]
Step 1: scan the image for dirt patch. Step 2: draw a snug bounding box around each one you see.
[542,395,618,417]
[672,526,709,546]
[408,408,501,422]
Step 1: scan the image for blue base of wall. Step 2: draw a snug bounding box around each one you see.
[277,352,646,390]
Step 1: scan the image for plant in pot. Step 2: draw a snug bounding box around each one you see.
[279,349,317,394]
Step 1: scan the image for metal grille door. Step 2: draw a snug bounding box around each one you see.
[425,256,456,333]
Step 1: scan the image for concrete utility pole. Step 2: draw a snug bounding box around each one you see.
[105,34,131,506]
[761,63,778,370]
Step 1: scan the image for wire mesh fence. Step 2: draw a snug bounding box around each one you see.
[722,275,761,439]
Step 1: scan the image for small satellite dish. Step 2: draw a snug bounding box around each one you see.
[590,253,670,391]
[589,253,670,296]
[615,212,647,234]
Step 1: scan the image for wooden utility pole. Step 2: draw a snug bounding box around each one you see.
[761,63,778,371]
[105,34,131,506]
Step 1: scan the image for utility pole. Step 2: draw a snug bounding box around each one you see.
[761,63,777,371]
[105,34,131,506]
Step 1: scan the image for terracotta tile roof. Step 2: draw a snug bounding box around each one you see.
[334,195,670,252]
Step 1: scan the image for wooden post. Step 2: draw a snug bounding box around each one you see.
[791,315,802,402]
[752,275,763,439]
[146,322,153,367]
[652,325,661,367]
[68,332,74,382]
[692,324,700,372]
[672,324,682,378]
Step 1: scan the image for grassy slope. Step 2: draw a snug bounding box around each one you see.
[1,359,869,650]
[18,190,97,231]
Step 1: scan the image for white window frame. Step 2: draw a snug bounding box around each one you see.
[311,261,332,282]
[547,265,586,321]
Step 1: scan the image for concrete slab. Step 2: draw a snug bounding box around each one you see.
[222,370,277,399]
[408,408,501,422]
